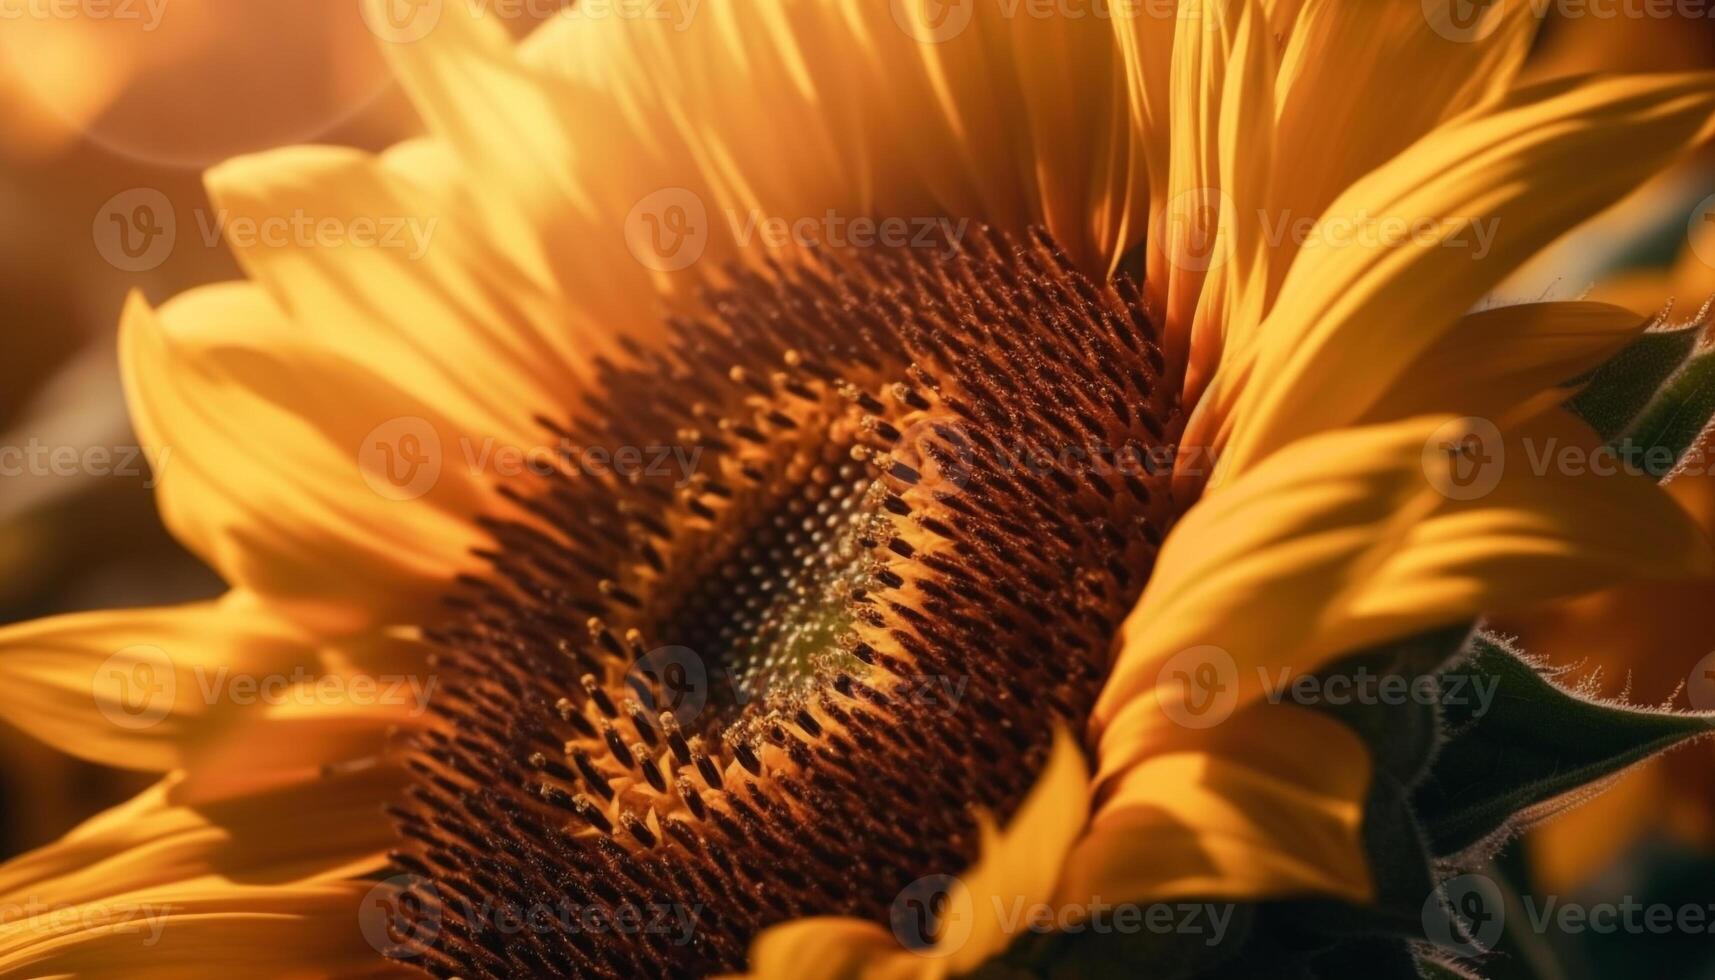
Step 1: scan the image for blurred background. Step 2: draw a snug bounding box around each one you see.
[0,6,1710,978]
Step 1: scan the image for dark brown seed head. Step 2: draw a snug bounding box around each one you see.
[387,227,1182,978]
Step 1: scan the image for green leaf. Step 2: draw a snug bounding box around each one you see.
[1569,320,1704,444]
[1616,346,1715,478]
[1307,626,1473,789]
[1412,635,1715,859]
[1567,315,1715,476]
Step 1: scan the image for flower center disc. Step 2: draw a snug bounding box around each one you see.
[388,228,1182,978]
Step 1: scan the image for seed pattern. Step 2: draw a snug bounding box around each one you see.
[387,227,1183,977]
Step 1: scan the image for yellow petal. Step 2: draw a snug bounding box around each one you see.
[739,919,919,980]
[1096,410,1714,783]
[388,0,1145,305]
[0,597,311,771]
[0,881,402,980]
[946,730,1090,975]
[1060,704,1371,905]
[1208,0,1279,341]
[961,1,1148,272]
[1265,0,1538,301]
[1169,0,1278,398]
[1494,458,1715,704]
[202,143,576,440]
[1216,73,1715,478]
[1356,301,1651,424]
[1111,0,1179,301]
[0,762,408,976]
[120,284,507,636]
[0,766,402,911]
[177,694,416,800]
[1185,298,1652,491]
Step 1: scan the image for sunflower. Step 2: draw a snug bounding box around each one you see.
[3,2,1715,977]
